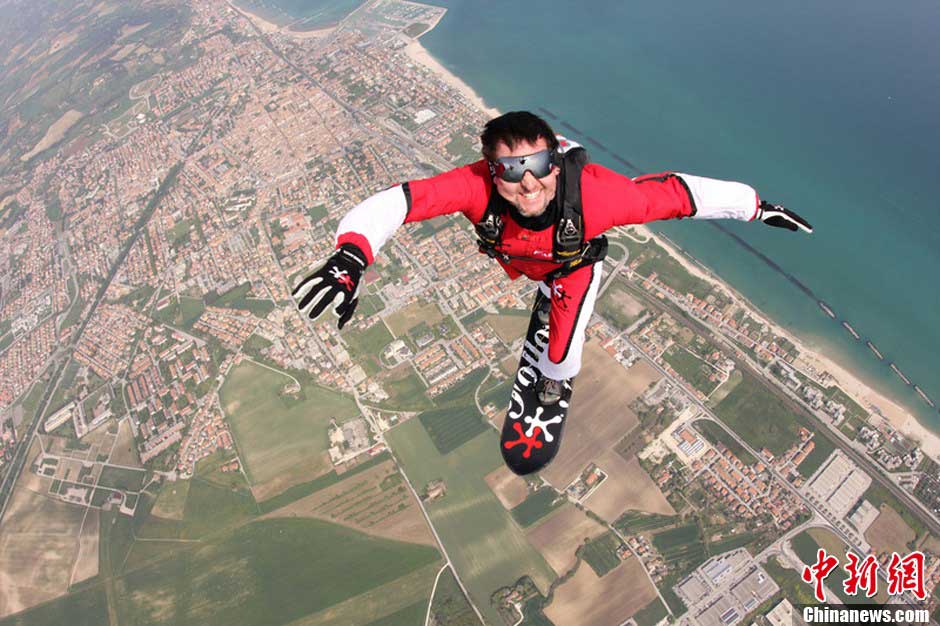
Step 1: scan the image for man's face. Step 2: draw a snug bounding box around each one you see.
[490,137,559,218]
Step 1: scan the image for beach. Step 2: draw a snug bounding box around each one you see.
[630,224,940,459]
[402,10,501,119]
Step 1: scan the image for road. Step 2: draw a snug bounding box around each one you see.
[0,161,186,524]
[618,260,940,537]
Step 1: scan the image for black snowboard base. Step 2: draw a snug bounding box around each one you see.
[499,303,574,475]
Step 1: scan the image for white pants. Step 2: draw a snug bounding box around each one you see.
[536,261,604,380]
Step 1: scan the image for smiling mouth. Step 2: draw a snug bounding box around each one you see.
[522,191,540,199]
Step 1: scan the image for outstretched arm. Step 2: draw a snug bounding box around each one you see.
[582,165,811,233]
[676,173,812,232]
[294,161,490,327]
[334,185,409,265]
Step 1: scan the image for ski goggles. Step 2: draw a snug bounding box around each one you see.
[488,149,556,183]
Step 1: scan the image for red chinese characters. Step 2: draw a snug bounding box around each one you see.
[843,551,879,598]
[802,549,839,602]
[801,548,928,602]
[886,551,926,600]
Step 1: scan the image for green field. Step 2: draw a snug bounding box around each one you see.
[152,480,191,520]
[207,282,275,318]
[713,372,834,476]
[580,531,624,577]
[257,452,392,514]
[432,367,488,408]
[763,555,819,606]
[694,420,757,465]
[633,598,668,626]
[385,419,555,626]
[653,523,707,571]
[380,365,433,411]
[709,532,756,554]
[180,477,258,538]
[663,345,720,395]
[428,566,481,626]
[862,482,928,544]
[116,518,440,625]
[274,560,440,626]
[193,448,243,488]
[363,601,427,626]
[595,280,646,329]
[154,295,205,329]
[97,466,147,492]
[480,379,512,413]
[510,487,564,528]
[419,405,488,455]
[614,511,677,534]
[344,321,395,375]
[707,369,743,406]
[219,361,358,492]
[635,248,711,299]
[0,585,108,626]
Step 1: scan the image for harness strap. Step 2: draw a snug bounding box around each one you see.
[475,144,600,274]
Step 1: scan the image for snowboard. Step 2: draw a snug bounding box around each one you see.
[499,302,574,475]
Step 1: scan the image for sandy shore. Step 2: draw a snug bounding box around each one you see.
[631,224,940,458]
[403,10,501,119]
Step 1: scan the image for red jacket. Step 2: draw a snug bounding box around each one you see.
[335,158,760,279]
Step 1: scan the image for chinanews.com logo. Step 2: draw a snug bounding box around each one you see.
[800,605,930,624]
[798,548,932,624]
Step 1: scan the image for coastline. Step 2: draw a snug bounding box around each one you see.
[231,0,940,459]
[227,1,336,38]
[402,9,501,119]
[632,224,940,459]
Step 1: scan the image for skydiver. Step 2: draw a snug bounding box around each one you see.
[293,111,811,408]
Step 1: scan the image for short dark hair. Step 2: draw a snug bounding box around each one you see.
[480,111,559,160]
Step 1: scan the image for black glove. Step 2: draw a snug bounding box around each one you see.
[758,201,813,233]
[292,243,367,329]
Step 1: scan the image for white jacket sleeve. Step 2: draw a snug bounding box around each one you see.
[335,185,409,264]
[676,173,760,221]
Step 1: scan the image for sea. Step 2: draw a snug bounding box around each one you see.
[263,0,940,429]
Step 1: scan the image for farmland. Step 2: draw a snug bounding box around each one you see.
[0,478,87,617]
[527,505,606,576]
[580,531,624,577]
[652,523,706,569]
[385,418,555,626]
[262,459,435,546]
[219,360,359,500]
[117,518,441,625]
[583,450,675,522]
[484,466,529,510]
[419,405,488,455]
[615,511,677,534]
[545,555,657,626]
[542,342,647,488]
[510,487,564,528]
